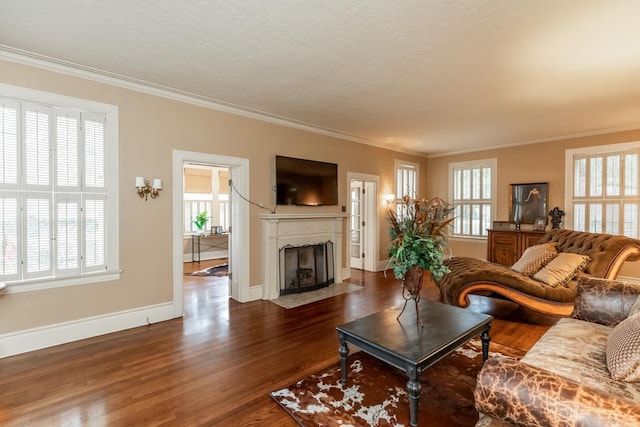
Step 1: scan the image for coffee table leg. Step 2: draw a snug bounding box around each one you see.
[481,324,491,363]
[338,332,349,384]
[406,365,420,427]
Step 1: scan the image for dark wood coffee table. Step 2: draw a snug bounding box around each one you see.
[336,300,492,427]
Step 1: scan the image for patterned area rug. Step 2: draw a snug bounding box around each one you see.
[270,339,524,426]
[188,263,228,276]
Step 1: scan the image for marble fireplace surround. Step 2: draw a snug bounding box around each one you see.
[261,213,348,300]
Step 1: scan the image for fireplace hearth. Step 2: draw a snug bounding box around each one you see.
[280,241,334,295]
[261,213,347,300]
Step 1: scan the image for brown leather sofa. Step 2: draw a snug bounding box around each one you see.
[437,229,640,316]
[474,277,640,426]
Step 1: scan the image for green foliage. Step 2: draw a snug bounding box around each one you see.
[193,211,209,230]
[386,196,455,281]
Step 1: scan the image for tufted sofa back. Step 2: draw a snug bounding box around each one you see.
[538,229,640,279]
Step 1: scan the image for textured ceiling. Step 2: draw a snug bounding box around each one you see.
[2,1,640,156]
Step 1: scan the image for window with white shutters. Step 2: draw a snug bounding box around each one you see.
[449,159,497,238]
[568,143,640,238]
[0,87,118,289]
[393,160,419,220]
[394,160,419,200]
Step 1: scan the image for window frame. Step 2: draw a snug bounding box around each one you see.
[448,158,497,240]
[394,159,419,200]
[565,141,640,238]
[0,83,119,293]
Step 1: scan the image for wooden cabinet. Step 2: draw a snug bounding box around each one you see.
[487,229,546,267]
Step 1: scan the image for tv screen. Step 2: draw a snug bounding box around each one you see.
[276,155,338,206]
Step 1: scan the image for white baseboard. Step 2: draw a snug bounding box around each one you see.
[182,250,228,262]
[249,284,264,301]
[377,260,392,272]
[0,302,179,358]
[617,275,640,284]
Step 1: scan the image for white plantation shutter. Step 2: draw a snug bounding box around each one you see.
[590,157,603,197]
[0,91,116,287]
[25,105,51,188]
[625,154,638,195]
[571,147,640,238]
[589,204,603,232]
[624,203,638,236]
[451,159,496,238]
[0,195,19,279]
[56,195,80,274]
[25,195,52,278]
[394,160,420,222]
[395,161,418,199]
[84,116,105,190]
[573,203,585,230]
[56,112,79,189]
[0,102,18,187]
[84,196,106,271]
[574,158,586,197]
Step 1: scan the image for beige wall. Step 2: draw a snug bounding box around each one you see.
[7,55,638,340]
[0,59,428,335]
[426,130,640,278]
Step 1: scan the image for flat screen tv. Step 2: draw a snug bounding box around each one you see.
[275,155,338,206]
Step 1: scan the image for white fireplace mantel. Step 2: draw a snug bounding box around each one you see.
[260,213,348,300]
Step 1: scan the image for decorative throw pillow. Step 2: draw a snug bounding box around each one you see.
[606,312,640,382]
[511,243,558,277]
[630,295,640,317]
[532,253,591,287]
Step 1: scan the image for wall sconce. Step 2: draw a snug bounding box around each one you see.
[135,176,162,201]
[383,193,396,206]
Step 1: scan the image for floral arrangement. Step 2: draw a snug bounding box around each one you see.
[386,196,456,281]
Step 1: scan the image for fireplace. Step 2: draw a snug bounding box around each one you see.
[280,241,334,295]
[260,213,347,300]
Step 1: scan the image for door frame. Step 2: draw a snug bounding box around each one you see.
[172,150,251,317]
[346,172,379,272]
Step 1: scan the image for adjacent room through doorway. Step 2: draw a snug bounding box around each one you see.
[182,163,231,299]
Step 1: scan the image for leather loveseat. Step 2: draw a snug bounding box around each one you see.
[473,277,640,426]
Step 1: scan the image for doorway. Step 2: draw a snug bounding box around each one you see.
[172,150,250,318]
[183,164,231,294]
[347,172,379,272]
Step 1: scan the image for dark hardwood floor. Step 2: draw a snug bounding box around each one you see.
[0,263,559,426]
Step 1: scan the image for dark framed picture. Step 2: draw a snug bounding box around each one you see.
[509,182,548,224]
[533,217,548,231]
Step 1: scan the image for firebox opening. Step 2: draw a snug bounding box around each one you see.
[279,241,334,295]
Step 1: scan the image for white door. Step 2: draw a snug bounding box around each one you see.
[350,181,364,269]
[362,181,377,272]
[347,173,379,272]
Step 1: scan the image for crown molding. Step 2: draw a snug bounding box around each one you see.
[428,124,640,158]
[0,46,428,158]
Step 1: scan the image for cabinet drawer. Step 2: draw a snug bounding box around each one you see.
[492,234,519,246]
[487,229,546,267]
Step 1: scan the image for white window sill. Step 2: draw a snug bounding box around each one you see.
[3,270,122,294]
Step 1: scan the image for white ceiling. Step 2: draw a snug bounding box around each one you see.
[2,1,640,156]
